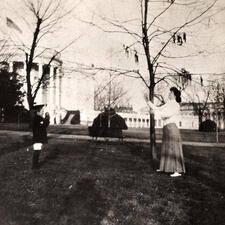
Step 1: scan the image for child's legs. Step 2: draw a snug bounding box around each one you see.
[32,143,43,168]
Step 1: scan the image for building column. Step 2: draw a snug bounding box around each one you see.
[55,68,61,124]
[129,118,132,128]
[49,65,54,106]
[221,113,224,130]
[49,65,55,124]
[134,118,137,128]
[33,63,42,105]
[21,62,29,109]
[209,112,213,121]
[53,68,56,108]
[142,119,145,128]
[38,63,44,103]
[218,111,224,130]
[9,62,13,72]
[145,118,148,128]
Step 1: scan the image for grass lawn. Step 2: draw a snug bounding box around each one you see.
[0,135,224,225]
[1,123,225,143]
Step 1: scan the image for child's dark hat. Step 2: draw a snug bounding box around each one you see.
[32,104,46,111]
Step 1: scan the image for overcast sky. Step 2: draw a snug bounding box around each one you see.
[2,0,224,72]
[1,0,225,110]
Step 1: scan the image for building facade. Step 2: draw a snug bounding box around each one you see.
[87,106,199,130]
[2,53,63,125]
[2,55,224,129]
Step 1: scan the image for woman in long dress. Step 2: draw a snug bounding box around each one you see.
[147,87,185,177]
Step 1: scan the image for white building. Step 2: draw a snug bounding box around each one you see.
[2,52,63,125]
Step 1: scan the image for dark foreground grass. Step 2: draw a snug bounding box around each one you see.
[0,137,224,225]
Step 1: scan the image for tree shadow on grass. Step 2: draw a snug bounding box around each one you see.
[57,178,109,225]
[183,147,225,194]
[127,142,150,160]
[172,146,225,225]
[127,142,160,170]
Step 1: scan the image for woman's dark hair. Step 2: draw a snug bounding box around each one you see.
[170,87,181,103]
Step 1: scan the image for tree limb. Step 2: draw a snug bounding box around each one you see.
[152,0,217,65]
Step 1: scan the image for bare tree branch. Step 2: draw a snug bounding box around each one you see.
[98,15,142,40]
[152,0,217,65]
[32,37,80,101]
[147,1,174,30]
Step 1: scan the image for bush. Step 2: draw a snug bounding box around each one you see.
[71,111,80,125]
[3,106,29,123]
[199,119,216,132]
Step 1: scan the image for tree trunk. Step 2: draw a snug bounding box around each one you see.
[223,98,225,129]
[142,0,157,167]
[198,111,203,130]
[149,84,157,167]
[27,92,34,110]
[26,18,42,111]
[150,114,157,156]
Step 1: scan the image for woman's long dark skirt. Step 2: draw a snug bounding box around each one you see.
[160,123,185,173]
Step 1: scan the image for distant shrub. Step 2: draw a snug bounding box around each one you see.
[3,106,29,123]
[199,119,216,132]
[71,111,80,124]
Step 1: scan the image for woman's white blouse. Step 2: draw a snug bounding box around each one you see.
[148,100,180,126]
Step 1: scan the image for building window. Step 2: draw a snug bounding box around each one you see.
[138,118,141,122]
[179,121,182,127]
[134,118,137,122]
[124,118,127,121]
[129,118,132,122]
[142,119,145,122]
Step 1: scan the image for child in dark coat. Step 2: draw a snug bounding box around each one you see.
[31,104,50,169]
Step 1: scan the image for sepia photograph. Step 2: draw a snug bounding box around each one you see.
[0,0,224,224]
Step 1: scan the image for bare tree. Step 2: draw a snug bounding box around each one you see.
[182,74,225,130]
[23,0,80,110]
[94,79,130,111]
[5,0,81,110]
[210,80,225,130]
[191,91,210,126]
[0,39,18,66]
[77,0,218,164]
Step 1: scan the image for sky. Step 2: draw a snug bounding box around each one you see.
[61,0,225,72]
[1,0,225,110]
